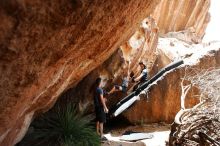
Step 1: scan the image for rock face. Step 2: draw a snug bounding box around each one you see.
[59,17,160,115]
[58,32,158,114]
[122,40,220,124]
[0,0,160,145]
[0,0,212,145]
[152,0,210,40]
[65,37,220,125]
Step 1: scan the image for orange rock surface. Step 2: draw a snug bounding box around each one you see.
[152,0,210,39]
[0,0,160,145]
[0,0,213,145]
[122,42,220,123]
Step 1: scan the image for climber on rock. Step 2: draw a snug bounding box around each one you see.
[91,77,108,140]
[108,61,134,94]
[132,61,148,91]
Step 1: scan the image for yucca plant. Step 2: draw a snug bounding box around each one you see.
[27,103,100,146]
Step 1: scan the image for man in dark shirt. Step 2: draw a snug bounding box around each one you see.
[93,78,108,139]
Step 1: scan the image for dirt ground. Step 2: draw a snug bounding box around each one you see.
[102,123,170,146]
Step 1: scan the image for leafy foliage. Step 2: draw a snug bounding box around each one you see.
[22,104,100,146]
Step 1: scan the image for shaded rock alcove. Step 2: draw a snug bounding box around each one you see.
[0,0,214,145]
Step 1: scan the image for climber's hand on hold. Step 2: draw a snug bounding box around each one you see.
[132,77,136,83]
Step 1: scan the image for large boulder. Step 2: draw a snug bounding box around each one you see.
[122,39,220,124]
[58,17,160,114]
[0,0,212,145]
[0,0,160,145]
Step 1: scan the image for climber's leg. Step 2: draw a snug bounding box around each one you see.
[132,82,140,91]
[108,85,122,94]
[96,121,100,136]
[99,122,104,138]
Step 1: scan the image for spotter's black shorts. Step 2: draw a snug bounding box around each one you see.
[95,107,106,123]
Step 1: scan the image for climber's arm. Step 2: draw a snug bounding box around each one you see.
[99,93,108,113]
[134,73,143,82]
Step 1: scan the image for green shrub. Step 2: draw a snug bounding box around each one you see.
[29,104,100,146]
